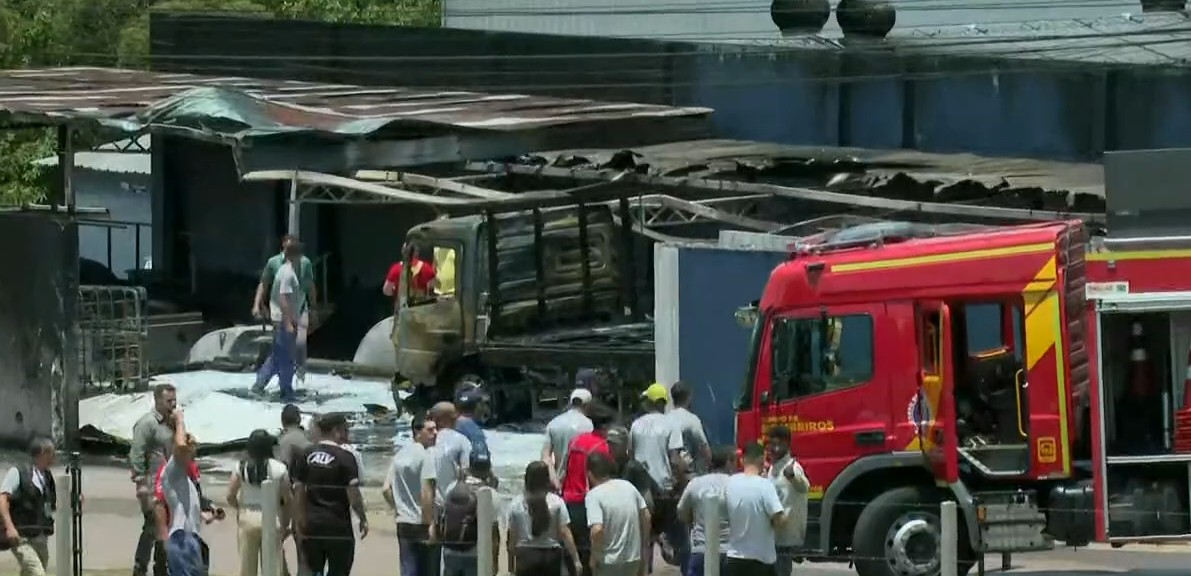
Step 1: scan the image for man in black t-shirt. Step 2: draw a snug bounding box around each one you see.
[292,413,369,576]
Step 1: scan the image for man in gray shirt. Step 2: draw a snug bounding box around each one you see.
[421,402,472,523]
[667,382,711,475]
[677,446,734,576]
[585,451,650,576]
[276,404,312,576]
[543,387,594,488]
[129,383,177,576]
[252,241,306,403]
[385,413,439,576]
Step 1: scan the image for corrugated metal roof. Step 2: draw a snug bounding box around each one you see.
[32,135,151,174]
[0,67,712,139]
[32,151,150,174]
[897,11,1191,66]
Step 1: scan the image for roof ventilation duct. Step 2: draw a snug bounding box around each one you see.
[770,0,832,35]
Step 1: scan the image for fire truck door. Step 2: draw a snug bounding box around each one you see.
[766,303,887,498]
[918,301,959,484]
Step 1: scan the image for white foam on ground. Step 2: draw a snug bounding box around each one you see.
[79,370,397,445]
[79,369,549,495]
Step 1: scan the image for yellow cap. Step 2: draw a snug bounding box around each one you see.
[642,383,669,403]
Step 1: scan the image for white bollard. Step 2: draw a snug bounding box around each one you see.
[477,487,496,576]
[54,473,74,576]
[940,501,958,576]
[261,479,281,576]
[701,494,722,576]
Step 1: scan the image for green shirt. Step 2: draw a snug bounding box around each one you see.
[262,253,314,317]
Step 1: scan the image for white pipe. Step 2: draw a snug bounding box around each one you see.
[54,473,73,576]
[261,479,281,576]
[701,494,721,576]
[477,487,496,576]
[941,501,958,576]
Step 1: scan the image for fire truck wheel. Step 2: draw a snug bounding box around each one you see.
[852,486,973,576]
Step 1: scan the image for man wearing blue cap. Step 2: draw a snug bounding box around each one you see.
[455,387,491,462]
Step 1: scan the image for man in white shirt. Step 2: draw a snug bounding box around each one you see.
[543,387,594,487]
[0,437,57,576]
[252,241,306,403]
[764,426,810,576]
[385,414,439,576]
[585,451,650,576]
[723,443,785,576]
[677,446,734,576]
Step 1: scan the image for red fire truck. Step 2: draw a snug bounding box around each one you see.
[734,215,1191,576]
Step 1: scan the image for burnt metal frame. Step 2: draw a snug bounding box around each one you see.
[464,162,1104,223]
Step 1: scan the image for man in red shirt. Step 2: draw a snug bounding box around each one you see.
[561,402,615,576]
[383,243,437,302]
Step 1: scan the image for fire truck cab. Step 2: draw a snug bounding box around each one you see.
[735,218,1089,576]
[734,149,1191,576]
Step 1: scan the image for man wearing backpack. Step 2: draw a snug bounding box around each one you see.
[433,454,500,576]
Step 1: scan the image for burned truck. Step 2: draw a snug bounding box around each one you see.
[392,201,655,420]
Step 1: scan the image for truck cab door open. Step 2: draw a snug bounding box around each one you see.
[919,301,959,484]
[394,242,464,387]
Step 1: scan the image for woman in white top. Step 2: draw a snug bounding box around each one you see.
[227,429,292,576]
[507,461,582,576]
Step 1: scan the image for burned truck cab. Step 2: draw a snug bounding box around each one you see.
[1082,149,1191,543]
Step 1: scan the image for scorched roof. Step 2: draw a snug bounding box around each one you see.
[0,67,712,142]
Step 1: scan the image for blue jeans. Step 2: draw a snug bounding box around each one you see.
[686,553,725,576]
[397,525,439,576]
[166,531,206,576]
[255,322,297,400]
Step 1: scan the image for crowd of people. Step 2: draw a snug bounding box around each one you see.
[0,372,806,576]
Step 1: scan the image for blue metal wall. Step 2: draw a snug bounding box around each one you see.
[676,247,786,446]
[680,48,1191,161]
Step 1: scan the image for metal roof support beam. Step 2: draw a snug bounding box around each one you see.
[241,170,474,206]
[352,170,515,200]
[466,162,1103,223]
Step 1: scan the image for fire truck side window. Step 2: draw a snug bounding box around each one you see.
[771,314,874,400]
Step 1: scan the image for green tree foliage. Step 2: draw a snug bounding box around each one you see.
[0,0,441,205]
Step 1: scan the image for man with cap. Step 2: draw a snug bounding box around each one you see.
[630,383,685,572]
[543,387,594,489]
[455,386,491,462]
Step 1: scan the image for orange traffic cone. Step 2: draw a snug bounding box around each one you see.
[1128,322,1157,399]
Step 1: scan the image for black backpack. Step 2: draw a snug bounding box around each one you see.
[437,481,479,551]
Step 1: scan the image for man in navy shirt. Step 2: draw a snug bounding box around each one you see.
[454,387,491,462]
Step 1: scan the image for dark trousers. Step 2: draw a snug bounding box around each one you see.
[134,498,167,576]
[516,546,564,576]
[566,501,592,576]
[687,553,725,576]
[724,557,775,576]
[301,536,356,576]
[397,523,440,576]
